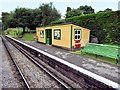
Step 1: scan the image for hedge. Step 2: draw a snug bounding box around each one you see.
[51,11,120,45]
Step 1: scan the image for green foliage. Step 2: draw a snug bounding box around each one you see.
[51,19,65,25]
[104,8,112,12]
[51,11,120,45]
[66,9,82,18]
[97,8,112,13]
[6,28,23,37]
[65,5,94,18]
[39,2,61,26]
[66,7,71,12]
[78,5,95,14]
[2,2,61,30]
[21,33,34,41]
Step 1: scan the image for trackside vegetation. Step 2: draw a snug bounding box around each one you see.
[6,28,23,37]
[4,28,35,41]
[51,11,120,45]
[21,33,34,41]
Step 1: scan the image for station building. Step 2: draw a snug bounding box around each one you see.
[36,24,90,50]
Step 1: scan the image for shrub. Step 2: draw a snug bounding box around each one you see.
[51,11,120,45]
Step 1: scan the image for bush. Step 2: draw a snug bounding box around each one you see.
[6,28,23,37]
[51,11,120,45]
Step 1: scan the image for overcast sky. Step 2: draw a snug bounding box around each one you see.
[0,0,119,18]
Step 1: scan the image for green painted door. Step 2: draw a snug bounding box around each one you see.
[46,29,52,45]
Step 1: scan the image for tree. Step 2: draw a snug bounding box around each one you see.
[78,5,95,14]
[104,8,112,12]
[14,8,32,28]
[2,2,61,31]
[66,7,71,12]
[30,8,43,29]
[66,9,82,18]
[2,12,10,30]
[39,2,61,26]
[97,8,112,13]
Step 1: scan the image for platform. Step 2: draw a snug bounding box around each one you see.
[21,40,120,84]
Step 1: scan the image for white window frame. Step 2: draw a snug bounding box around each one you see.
[74,29,81,40]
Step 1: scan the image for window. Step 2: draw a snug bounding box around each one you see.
[40,30,44,38]
[74,29,81,40]
[54,29,61,40]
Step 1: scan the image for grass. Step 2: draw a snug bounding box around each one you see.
[72,50,120,66]
[21,33,34,41]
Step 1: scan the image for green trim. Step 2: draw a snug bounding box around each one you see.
[45,29,52,45]
[70,25,73,48]
[45,30,47,43]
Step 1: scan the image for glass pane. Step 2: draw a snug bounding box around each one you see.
[78,30,80,34]
[75,30,77,34]
[75,35,77,39]
[78,35,80,39]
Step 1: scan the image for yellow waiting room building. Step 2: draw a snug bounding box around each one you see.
[36,24,90,50]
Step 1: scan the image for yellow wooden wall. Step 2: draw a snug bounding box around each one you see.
[36,27,46,43]
[72,25,90,47]
[36,24,90,48]
[52,24,71,48]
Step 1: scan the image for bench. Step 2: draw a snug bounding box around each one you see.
[81,43,120,64]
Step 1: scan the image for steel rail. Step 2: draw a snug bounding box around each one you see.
[2,37,31,90]
[6,37,75,90]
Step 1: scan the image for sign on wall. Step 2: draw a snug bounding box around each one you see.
[54,29,61,40]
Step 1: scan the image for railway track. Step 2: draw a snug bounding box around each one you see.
[4,35,120,90]
[2,36,78,89]
[2,36,30,90]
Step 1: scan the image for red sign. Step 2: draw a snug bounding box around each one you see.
[75,43,81,48]
[75,40,81,48]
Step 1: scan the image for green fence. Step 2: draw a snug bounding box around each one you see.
[82,43,120,63]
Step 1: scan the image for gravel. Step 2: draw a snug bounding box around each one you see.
[0,37,2,89]
[1,37,24,88]
[5,39,61,88]
[22,40,120,84]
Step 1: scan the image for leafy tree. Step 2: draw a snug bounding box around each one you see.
[66,7,71,12]
[14,7,33,33]
[104,8,112,12]
[39,2,61,26]
[2,2,61,31]
[97,8,112,13]
[30,8,43,29]
[66,9,82,18]
[2,12,10,30]
[78,5,94,14]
